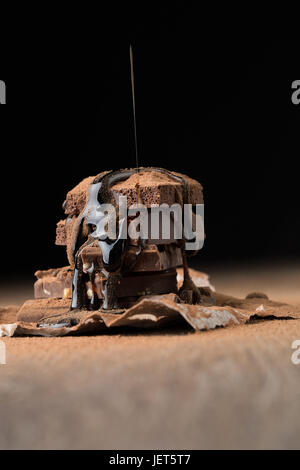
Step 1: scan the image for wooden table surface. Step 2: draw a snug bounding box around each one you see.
[1,262,300,450]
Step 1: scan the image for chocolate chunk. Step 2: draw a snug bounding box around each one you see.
[111,169,203,207]
[132,244,182,271]
[34,266,73,299]
[63,176,95,216]
[62,172,111,216]
[17,298,71,323]
[81,245,103,272]
[94,269,178,300]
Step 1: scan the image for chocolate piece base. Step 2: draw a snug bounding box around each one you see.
[8,289,300,338]
[19,269,214,323]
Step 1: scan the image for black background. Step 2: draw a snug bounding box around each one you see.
[0,6,299,280]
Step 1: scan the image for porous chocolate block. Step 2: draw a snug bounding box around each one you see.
[34,266,73,299]
[61,169,203,217]
[56,169,204,252]
[0,167,223,334]
[111,170,203,207]
[55,219,67,245]
[63,176,96,216]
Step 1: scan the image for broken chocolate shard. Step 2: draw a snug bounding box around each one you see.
[17,298,71,323]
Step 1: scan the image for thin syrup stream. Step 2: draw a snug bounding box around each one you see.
[129,45,141,203]
[129,45,139,172]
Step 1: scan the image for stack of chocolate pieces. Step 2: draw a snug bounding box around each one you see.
[38,169,203,308]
